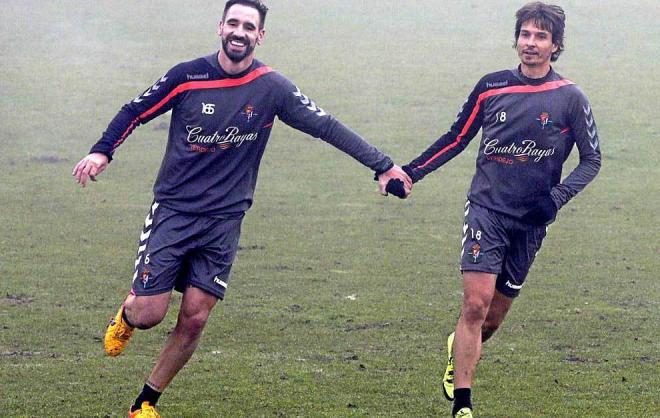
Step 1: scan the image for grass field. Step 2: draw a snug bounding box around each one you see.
[1,1,658,417]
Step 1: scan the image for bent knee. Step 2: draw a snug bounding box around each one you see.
[131,310,167,330]
[461,299,490,324]
[124,298,169,330]
[177,311,211,337]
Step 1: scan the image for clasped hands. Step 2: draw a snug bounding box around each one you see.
[377,165,412,199]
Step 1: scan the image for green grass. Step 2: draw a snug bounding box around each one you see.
[1,1,658,416]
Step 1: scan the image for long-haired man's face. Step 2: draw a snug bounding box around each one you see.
[516,21,558,68]
[218,4,265,63]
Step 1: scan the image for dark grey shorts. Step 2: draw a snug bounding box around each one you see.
[131,201,243,300]
[460,200,547,298]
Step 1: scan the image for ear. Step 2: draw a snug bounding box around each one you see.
[217,20,224,37]
[256,29,266,45]
[552,42,559,53]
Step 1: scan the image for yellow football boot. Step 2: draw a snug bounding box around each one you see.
[443,332,455,401]
[128,402,161,418]
[454,407,473,418]
[104,305,134,357]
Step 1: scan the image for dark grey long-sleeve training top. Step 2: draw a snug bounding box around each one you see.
[406,66,601,218]
[90,54,393,215]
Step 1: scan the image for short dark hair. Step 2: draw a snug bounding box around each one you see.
[514,2,566,61]
[223,0,269,29]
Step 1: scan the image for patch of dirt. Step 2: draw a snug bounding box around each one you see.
[30,155,67,164]
[4,293,34,305]
[344,322,391,332]
[1,350,60,358]
[238,245,265,251]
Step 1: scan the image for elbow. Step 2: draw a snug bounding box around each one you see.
[594,156,602,173]
[580,154,602,175]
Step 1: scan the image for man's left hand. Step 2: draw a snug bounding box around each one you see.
[521,194,558,225]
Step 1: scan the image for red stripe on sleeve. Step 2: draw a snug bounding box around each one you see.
[139,66,274,120]
[111,118,140,151]
[110,66,274,151]
[416,79,574,169]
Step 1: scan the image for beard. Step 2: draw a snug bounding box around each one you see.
[222,36,256,63]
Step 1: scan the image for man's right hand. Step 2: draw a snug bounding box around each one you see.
[72,152,109,187]
[377,164,412,198]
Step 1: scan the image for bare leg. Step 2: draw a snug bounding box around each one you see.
[146,286,218,391]
[453,271,496,389]
[481,289,513,343]
[123,292,171,329]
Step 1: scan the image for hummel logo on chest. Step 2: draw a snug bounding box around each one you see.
[187,73,209,80]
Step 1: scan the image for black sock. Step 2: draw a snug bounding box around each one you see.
[121,307,135,328]
[452,388,472,416]
[131,384,162,412]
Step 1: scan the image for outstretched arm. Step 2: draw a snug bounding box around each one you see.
[404,79,486,184]
[275,78,407,187]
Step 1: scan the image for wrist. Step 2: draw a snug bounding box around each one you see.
[374,160,394,176]
[402,165,418,184]
[90,148,114,163]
